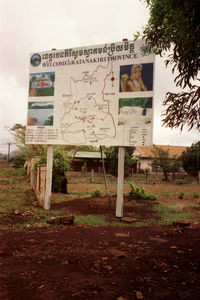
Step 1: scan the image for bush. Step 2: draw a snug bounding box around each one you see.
[34,148,70,194]
[91,188,102,198]
[9,154,26,168]
[129,183,157,201]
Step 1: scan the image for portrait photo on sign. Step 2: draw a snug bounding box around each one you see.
[118,97,153,126]
[29,72,55,97]
[27,102,54,126]
[119,63,153,92]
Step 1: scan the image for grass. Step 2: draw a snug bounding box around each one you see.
[154,204,195,225]
[75,215,109,226]
[1,166,200,230]
[161,191,175,197]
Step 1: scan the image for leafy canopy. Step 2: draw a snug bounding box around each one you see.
[141,0,200,131]
[151,145,181,181]
[181,141,200,177]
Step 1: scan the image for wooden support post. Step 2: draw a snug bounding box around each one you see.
[91,169,95,183]
[44,145,53,210]
[116,146,125,218]
[100,146,110,204]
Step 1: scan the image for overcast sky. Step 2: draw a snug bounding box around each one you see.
[0,0,199,154]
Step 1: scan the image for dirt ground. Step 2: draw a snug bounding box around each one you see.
[1,201,200,299]
[1,169,200,299]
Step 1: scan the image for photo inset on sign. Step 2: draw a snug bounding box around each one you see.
[118,97,152,126]
[27,102,54,126]
[29,72,55,97]
[119,63,153,92]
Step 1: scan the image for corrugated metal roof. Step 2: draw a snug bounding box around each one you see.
[74,151,106,159]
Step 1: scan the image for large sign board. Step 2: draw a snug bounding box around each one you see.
[26,39,155,147]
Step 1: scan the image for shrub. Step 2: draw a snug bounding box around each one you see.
[9,154,26,168]
[178,191,185,199]
[129,183,157,201]
[34,148,70,193]
[91,188,102,198]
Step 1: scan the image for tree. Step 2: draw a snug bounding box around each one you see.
[181,141,200,177]
[141,0,200,131]
[103,146,135,177]
[9,124,45,158]
[151,145,181,181]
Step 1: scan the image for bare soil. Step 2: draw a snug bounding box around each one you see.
[1,223,200,299]
[1,170,200,299]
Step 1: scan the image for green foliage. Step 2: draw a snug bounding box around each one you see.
[0,167,26,177]
[141,0,200,131]
[177,191,185,199]
[143,0,200,88]
[129,183,157,201]
[181,141,200,177]
[103,146,135,177]
[154,204,193,225]
[192,192,200,199]
[162,191,174,197]
[35,147,70,193]
[9,124,46,159]
[9,154,26,168]
[91,188,102,198]
[43,115,53,125]
[75,215,108,226]
[151,145,181,181]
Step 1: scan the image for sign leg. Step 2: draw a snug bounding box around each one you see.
[116,146,125,218]
[44,145,53,210]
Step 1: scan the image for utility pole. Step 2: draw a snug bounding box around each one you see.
[7,142,11,162]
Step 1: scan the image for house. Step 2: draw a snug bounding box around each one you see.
[71,151,106,172]
[133,145,187,172]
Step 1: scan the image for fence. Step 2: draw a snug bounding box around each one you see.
[26,158,47,207]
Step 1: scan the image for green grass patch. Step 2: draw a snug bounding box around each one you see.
[161,191,175,197]
[74,214,109,226]
[0,167,26,177]
[154,204,194,225]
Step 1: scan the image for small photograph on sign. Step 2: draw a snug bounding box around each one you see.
[119,63,153,92]
[118,97,152,126]
[29,72,55,97]
[27,101,54,126]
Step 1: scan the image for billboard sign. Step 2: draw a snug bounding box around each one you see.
[26,39,155,146]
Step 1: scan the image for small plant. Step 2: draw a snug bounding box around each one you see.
[91,188,102,198]
[162,191,174,197]
[178,190,185,199]
[192,192,200,199]
[9,154,26,168]
[129,183,157,201]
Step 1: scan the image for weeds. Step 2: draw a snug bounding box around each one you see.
[75,214,108,226]
[129,183,157,201]
[154,204,193,225]
[192,192,200,199]
[91,188,102,198]
[178,190,185,199]
[162,191,174,197]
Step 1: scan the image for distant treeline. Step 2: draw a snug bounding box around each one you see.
[28,103,54,109]
[119,97,152,109]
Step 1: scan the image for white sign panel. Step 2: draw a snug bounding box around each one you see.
[26,39,155,146]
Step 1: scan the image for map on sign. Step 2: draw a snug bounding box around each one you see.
[26,39,155,146]
[60,62,116,144]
